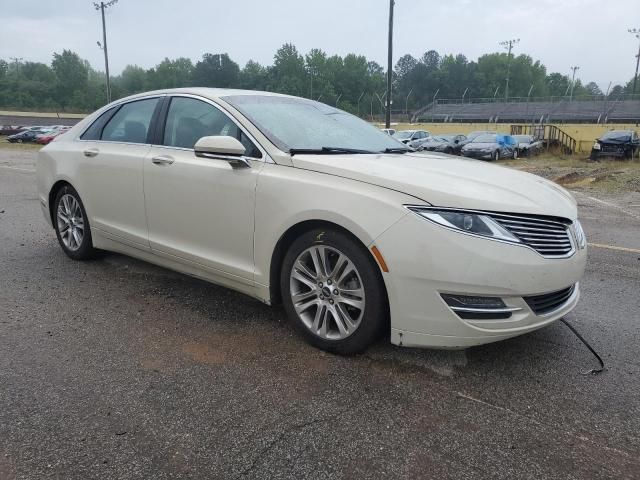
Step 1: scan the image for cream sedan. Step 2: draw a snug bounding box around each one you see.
[37,88,587,354]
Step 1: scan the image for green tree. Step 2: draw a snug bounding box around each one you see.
[192,53,239,88]
[51,50,88,108]
[268,43,306,96]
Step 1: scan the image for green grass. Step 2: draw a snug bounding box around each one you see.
[499,153,640,193]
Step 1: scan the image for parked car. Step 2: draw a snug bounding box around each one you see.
[381,128,396,136]
[461,133,518,161]
[512,135,543,157]
[35,128,69,145]
[0,125,26,136]
[7,128,51,143]
[419,134,467,155]
[37,88,586,354]
[393,129,430,147]
[590,130,640,160]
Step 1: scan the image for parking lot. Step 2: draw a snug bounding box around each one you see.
[1,148,639,479]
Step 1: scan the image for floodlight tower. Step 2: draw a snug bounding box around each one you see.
[499,38,520,100]
[94,0,119,103]
[569,66,580,101]
[385,0,395,128]
[629,28,640,96]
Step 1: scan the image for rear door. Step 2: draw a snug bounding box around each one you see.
[76,96,162,249]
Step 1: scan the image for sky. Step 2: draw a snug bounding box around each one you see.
[2,0,639,92]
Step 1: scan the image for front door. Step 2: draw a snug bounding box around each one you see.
[143,96,264,283]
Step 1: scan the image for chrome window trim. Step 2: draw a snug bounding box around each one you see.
[405,204,576,259]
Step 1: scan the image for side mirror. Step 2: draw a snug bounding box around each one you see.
[454,139,459,144]
[194,136,250,168]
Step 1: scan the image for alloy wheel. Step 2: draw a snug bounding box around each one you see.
[56,193,85,251]
[289,245,365,340]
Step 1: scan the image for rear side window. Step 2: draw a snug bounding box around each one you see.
[163,97,262,158]
[101,98,159,144]
[80,106,117,140]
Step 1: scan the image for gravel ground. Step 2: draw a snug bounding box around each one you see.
[1,150,639,479]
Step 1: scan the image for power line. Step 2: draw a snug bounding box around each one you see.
[499,38,520,100]
[94,1,119,103]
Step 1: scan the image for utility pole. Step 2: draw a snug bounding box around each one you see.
[499,38,520,100]
[385,0,394,128]
[9,57,23,80]
[569,66,580,101]
[94,1,118,103]
[629,29,640,96]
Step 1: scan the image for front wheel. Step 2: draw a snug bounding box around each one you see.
[512,149,518,159]
[281,228,388,354]
[492,150,500,161]
[54,185,99,260]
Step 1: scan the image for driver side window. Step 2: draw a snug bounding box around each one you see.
[163,97,262,158]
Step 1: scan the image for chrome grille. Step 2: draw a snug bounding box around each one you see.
[488,212,574,257]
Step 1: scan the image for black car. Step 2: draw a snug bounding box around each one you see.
[419,134,467,154]
[7,128,49,143]
[0,125,26,136]
[590,130,639,160]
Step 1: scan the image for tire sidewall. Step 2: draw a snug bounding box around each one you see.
[54,185,96,260]
[280,228,388,354]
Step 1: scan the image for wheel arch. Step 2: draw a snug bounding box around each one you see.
[268,219,388,307]
[48,180,74,226]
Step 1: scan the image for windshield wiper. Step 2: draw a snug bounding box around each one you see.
[381,147,412,154]
[289,147,375,155]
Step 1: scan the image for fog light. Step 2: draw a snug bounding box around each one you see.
[440,294,519,320]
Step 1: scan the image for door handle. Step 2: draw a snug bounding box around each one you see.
[83,148,99,157]
[151,155,175,166]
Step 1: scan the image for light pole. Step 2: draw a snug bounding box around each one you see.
[94,1,118,103]
[493,85,500,100]
[499,38,520,100]
[357,91,365,117]
[569,66,580,101]
[385,0,395,128]
[629,28,640,95]
[335,93,342,107]
[461,87,468,103]
[404,88,413,116]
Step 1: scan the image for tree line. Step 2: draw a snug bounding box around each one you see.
[0,44,635,115]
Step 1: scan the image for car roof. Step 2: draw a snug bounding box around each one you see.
[113,87,296,105]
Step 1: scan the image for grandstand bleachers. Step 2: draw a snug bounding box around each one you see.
[413,97,640,123]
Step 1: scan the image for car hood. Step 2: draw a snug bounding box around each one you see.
[291,152,577,219]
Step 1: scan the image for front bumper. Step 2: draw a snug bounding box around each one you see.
[373,213,587,349]
[461,150,493,160]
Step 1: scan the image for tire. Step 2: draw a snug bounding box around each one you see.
[492,150,500,161]
[280,228,388,354]
[444,147,453,155]
[17,139,23,144]
[512,149,518,159]
[53,185,99,260]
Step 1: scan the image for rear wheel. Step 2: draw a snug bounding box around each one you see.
[281,228,387,354]
[444,147,453,154]
[53,185,98,260]
[492,150,500,161]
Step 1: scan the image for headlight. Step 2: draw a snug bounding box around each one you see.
[592,142,601,150]
[406,207,521,243]
[572,219,587,249]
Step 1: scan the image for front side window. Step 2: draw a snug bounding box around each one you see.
[101,98,159,144]
[163,97,262,158]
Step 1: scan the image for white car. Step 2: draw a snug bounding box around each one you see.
[37,88,587,354]
[393,129,430,148]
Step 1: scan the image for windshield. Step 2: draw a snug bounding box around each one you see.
[222,95,404,153]
[393,130,415,139]
[473,134,497,143]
